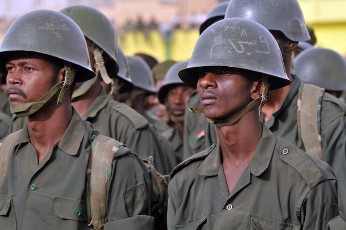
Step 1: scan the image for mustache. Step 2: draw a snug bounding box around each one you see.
[7,86,27,99]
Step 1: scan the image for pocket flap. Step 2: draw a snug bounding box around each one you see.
[0,195,11,216]
[53,197,87,221]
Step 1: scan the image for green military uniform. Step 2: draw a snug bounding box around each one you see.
[0,90,11,117]
[168,126,338,229]
[328,143,346,229]
[0,110,154,229]
[263,78,346,171]
[0,111,11,139]
[10,90,177,175]
[79,90,176,175]
[161,127,183,163]
[203,77,346,169]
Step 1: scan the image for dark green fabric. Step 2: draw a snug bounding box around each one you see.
[161,127,183,163]
[0,110,153,229]
[10,90,177,175]
[82,90,177,175]
[0,111,11,139]
[0,91,11,117]
[168,126,338,229]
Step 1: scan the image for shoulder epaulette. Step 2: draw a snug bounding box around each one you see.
[278,140,335,188]
[170,144,215,178]
[109,101,149,130]
[322,92,346,113]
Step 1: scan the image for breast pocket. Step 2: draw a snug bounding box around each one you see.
[0,195,16,230]
[53,197,88,229]
[250,213,300,230]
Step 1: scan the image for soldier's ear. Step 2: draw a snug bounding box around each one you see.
[57,68,66,83]
[286,41,298,53]
[250,79,263,100]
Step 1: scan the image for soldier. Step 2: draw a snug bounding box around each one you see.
[59,5,176,175]
[295,47,346,98]
[224,0,346,227]
[0,10,154,229]
[167,17,338,230]
[183,1,228,159]
[157,61,194,163]
[125,55,161,124]
[151,60,177,123]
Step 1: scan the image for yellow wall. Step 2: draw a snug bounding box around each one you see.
[300,0,346,56]
[119,29,199,61]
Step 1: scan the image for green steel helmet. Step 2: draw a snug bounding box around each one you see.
[179,18,290,90]
[0,9,94,82]
[152,60,177,83]
[60,5,118,72]
[158,61,189,104]
[199,1,229,34]
[126,55,156,93]
[225,0,310,42]
[295,47,346,91]
[116,48,133,93]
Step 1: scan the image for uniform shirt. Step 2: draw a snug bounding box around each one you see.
[10,90,177,175]
[161,127,183,164]
[168,126,338,230]
[203,78,346,170]
[264,78,346,171]
[0,110,154,230]
[0,90,11,117]
[0,111,11,139]
[82,90,176,175]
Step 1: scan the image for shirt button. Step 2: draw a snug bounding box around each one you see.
[29,184,37,191]
[283,148,289,155]
[75,209,82,217]
[226,204,233,210]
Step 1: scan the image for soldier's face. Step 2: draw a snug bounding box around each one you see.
[196,67,255,120]
[166,85,193,117]
[6,54,58,106]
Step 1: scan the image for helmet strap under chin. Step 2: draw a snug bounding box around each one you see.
[189,76,270,128]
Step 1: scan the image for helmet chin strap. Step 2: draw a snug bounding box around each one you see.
[189,76,269,127]
[10,64,76,117]
[93,47,120,98]
[93,47,113,84]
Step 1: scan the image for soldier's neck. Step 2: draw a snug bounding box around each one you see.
[261,84,291,122]
[72,83,102,118]
[27,102,72,164]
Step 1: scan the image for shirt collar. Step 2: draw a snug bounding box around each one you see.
[58,109,86,156]
[14,109,86,156]
[195,126,276,177]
